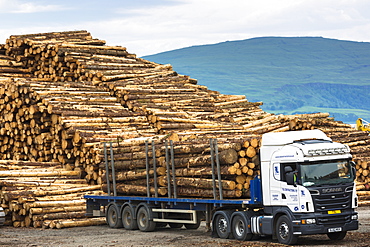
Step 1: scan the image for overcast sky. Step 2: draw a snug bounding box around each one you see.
[1,0,370,56]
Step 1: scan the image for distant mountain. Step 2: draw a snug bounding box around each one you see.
[143,37,370,124]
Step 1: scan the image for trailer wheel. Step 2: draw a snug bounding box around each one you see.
[276,215,298,245]
[184,220,201,229]
[231,214,253,241]
[136,206,156,232]
[122,205,138,230]
[327,231,347,240]
[214,214,231,239]
[106,204,123,228]
[169,223,183,228]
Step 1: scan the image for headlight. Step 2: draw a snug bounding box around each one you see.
[301,219,316,224]
[352,214,358,220]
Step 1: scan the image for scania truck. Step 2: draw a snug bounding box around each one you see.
[85,129,358,245]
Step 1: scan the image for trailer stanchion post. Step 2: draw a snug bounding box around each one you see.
[170,140,177,199]
[152,140,158,198]
[104,142,111,196]
[165,140,172,198]
[145,140,151,197]
[210,139,217,200]
[109,142,117,197]
[214,139,223,201]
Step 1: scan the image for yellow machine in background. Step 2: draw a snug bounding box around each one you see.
[356,118,370,132]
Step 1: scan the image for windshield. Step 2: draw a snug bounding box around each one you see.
[300,160,354,187]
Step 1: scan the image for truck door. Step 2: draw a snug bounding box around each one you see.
[270,162,284,205]
[280,163,301,212]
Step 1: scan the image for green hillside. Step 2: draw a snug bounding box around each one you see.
[143,37,370,124]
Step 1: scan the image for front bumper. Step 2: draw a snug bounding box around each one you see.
[292,210,359,235]
[294,219,358,235]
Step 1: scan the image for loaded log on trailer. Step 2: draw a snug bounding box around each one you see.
[0,30,369,232]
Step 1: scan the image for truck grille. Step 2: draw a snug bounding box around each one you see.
[310,185,353,227]
[310,186,352,212]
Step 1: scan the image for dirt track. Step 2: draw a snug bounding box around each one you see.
[0,206,369,247]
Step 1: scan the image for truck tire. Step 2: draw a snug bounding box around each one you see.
[106,203,123,228]
[231,214,253,241]
[327,231,347,240]
[214,214,231,239]
[136,206,156,232]
[169,223,183,228]
[184,220,201,229]
[276,215,298,245]
[122,205,138,230]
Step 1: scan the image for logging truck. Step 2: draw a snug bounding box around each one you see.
[85,129,358,245]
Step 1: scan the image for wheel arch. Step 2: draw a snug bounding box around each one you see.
[272,207,295,238]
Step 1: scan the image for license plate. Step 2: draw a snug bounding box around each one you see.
[328,210,341,214]
[328,227,342,233]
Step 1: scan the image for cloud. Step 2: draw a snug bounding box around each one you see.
[79,0,370,55]
[0,0,67,13]
[1,0,370,56]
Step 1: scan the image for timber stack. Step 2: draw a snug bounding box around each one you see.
[0,29,369,229]
[0,160,105,228]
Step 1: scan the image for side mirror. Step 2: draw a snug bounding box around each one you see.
[350,161,356,179]
[286,172,295,186]
[285,166,296,186]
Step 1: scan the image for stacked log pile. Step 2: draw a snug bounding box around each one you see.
[4,30,107,81]
[0,78,157,184]
[4,30,281,135]
[0,47,33,80]
[0,160,105,228]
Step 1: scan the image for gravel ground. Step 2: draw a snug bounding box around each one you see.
[0,206,369,247]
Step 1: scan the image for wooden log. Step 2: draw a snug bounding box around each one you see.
[158,176,236,190]
[102,184,167,196]
[24,199,86,210]
[29,205,86,216]
[177,187,242,198]
[32,211,86,221]
[55,217,106,229]
[0,169,81,177]
[157,149,238,168]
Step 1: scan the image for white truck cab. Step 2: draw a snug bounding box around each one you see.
[257,129,358,244]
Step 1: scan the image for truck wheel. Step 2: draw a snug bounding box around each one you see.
[106,204,123,228]
[327,231,347,240]
[214,214,231,239]
[122,205,138,230]
[169,223,183,228]
[276,215,298,245]
[136,206,156,232]
[232,214,253,241]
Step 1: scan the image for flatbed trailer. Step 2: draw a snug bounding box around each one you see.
[85,177,262,231]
